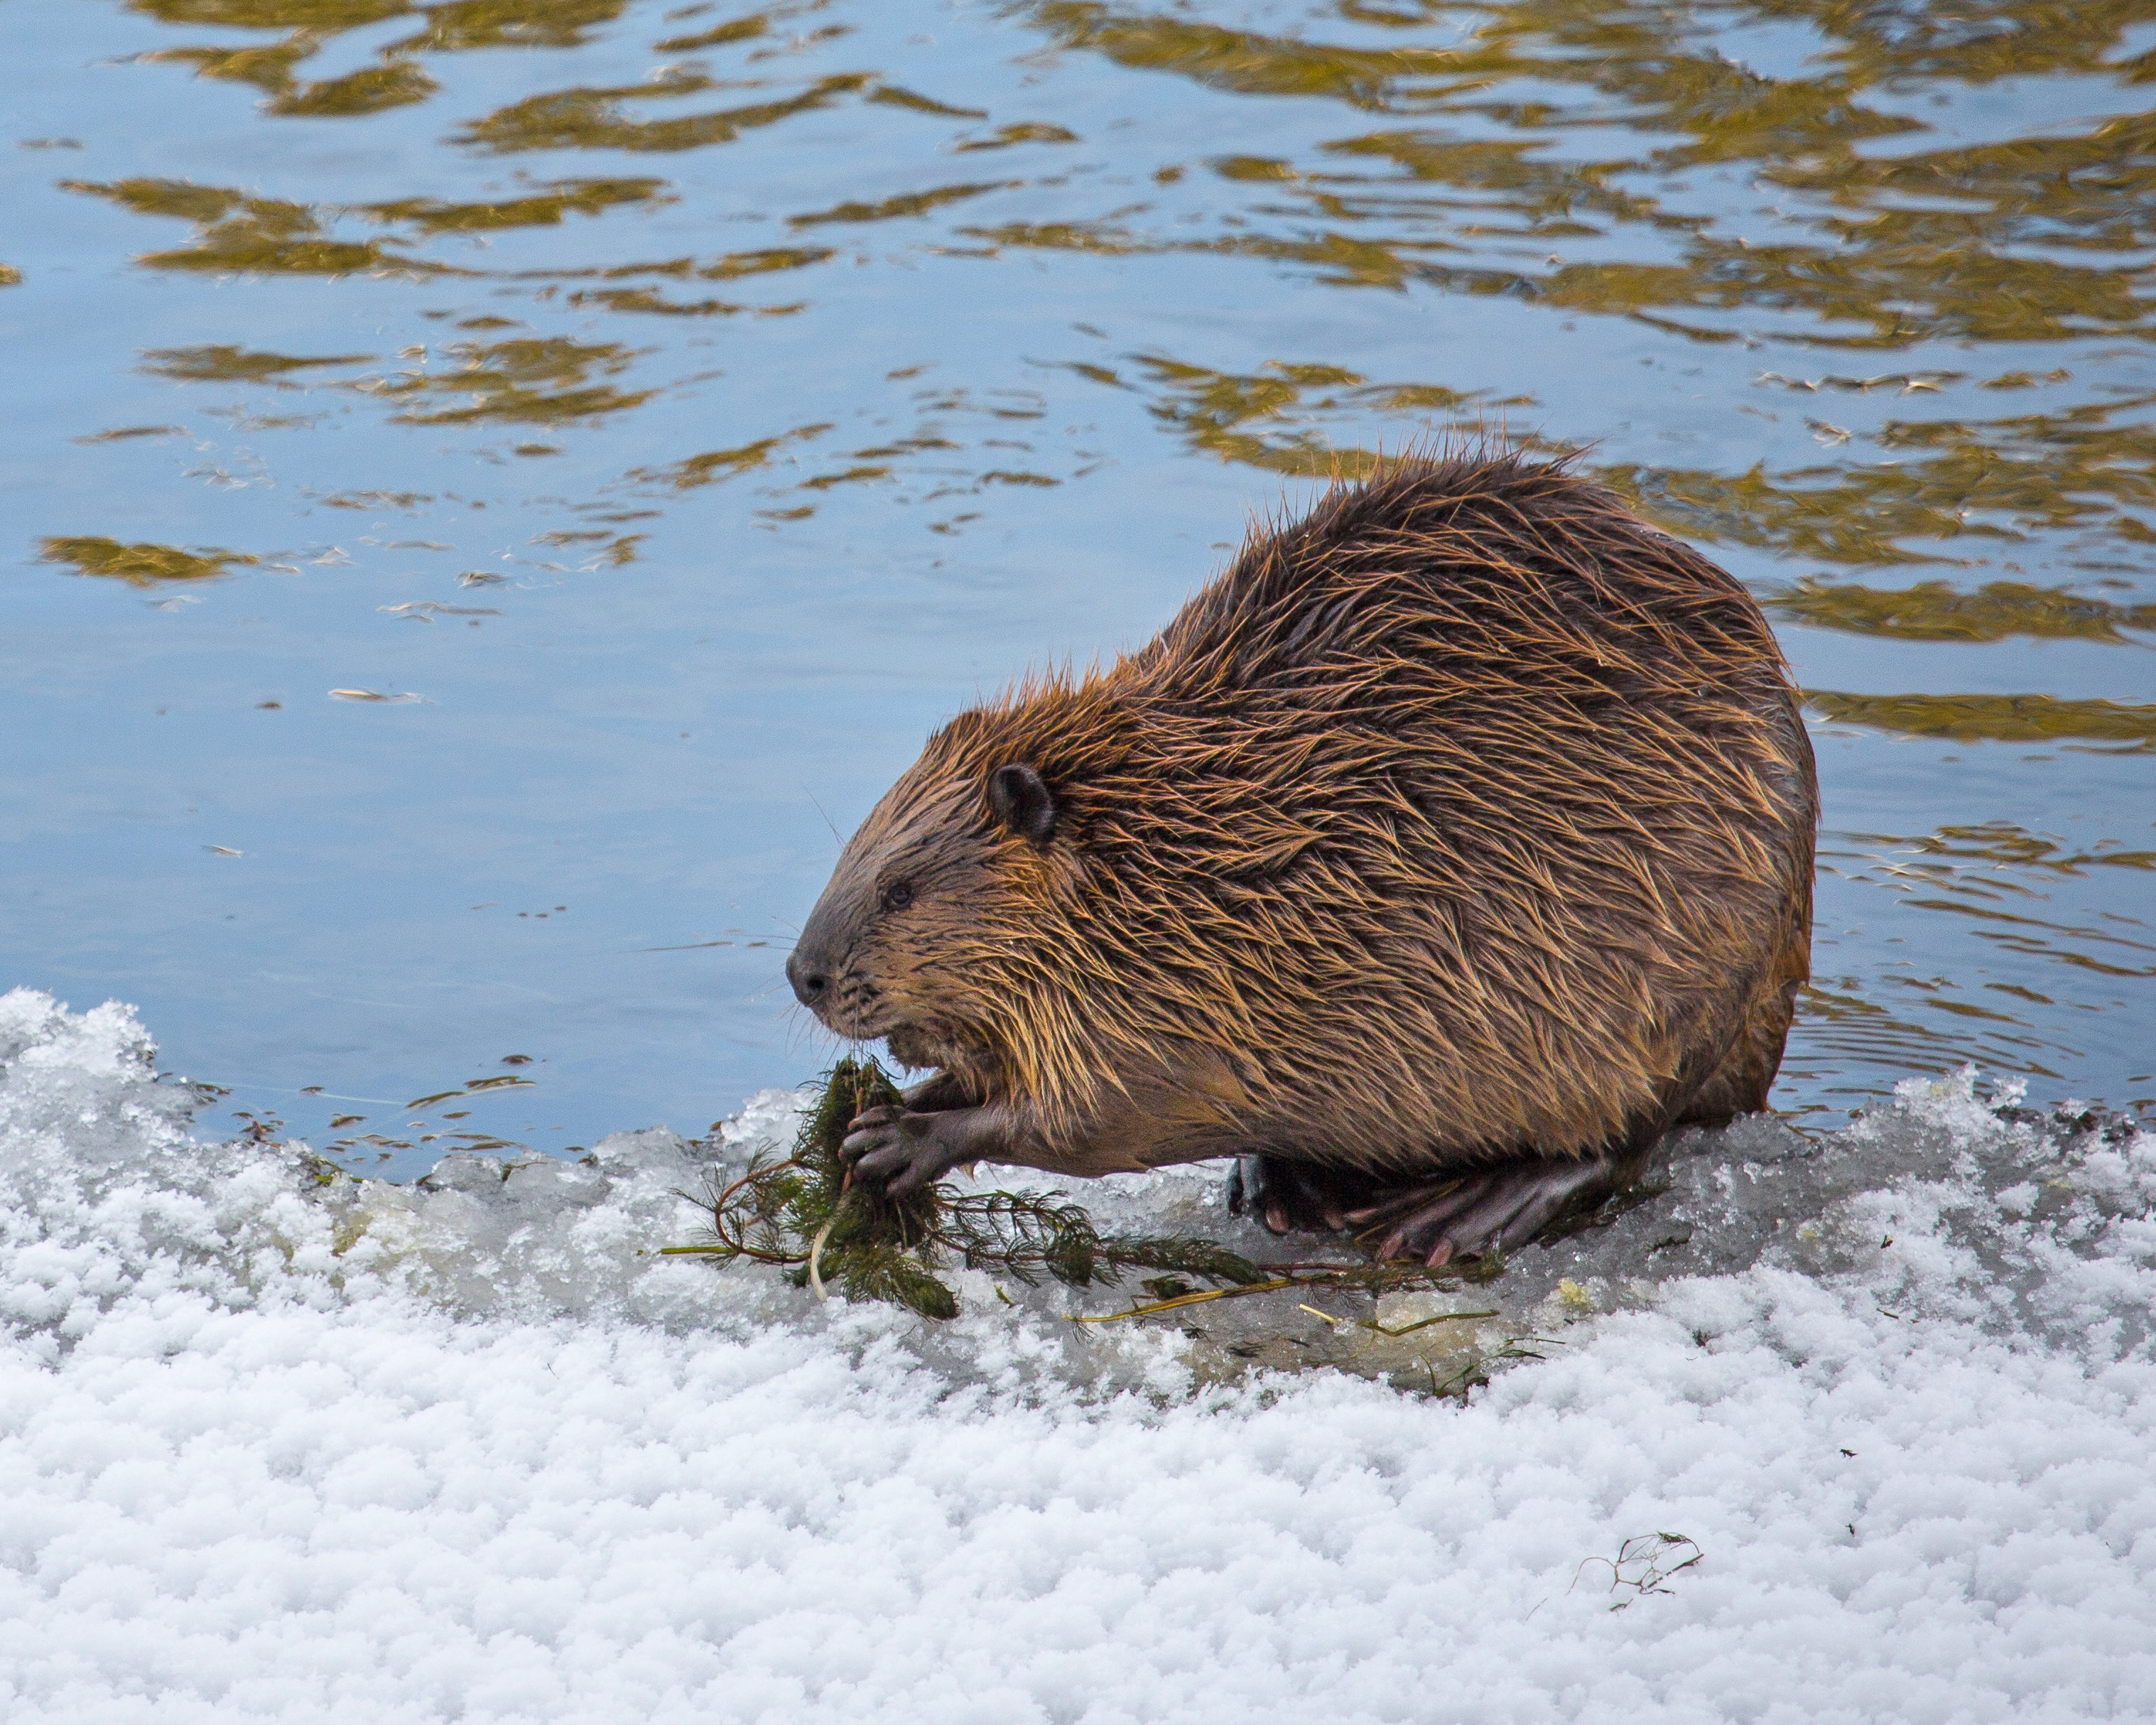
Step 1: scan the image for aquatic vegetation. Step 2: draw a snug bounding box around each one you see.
[667,1059,1528,1324]
[665,1057,1268,1319]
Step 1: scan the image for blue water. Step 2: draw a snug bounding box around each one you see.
[4,0,2150,1174]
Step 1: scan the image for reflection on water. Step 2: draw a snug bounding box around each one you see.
[459,69,873,155]
[375,337,656,425]
[40,536,259,584]
[1796,817,2156,1103]
[367,178,672,232]
[66,178,443,275]
[1769,578,2156,643]
[1807,690,2156,747]
[3,0,2152,1170]
[1612,389,2156,567]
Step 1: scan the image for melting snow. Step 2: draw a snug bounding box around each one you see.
[1,986,2152,1723]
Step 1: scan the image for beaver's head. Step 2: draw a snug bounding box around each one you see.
[786,702,1088,1088]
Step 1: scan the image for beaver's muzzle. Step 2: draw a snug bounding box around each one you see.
[784,947,832,1012]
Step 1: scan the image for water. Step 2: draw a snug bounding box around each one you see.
[2,0,2151,1179]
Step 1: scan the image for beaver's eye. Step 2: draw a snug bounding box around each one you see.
[880,879,914,913]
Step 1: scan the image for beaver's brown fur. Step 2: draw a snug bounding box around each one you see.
[786,448,1816,1263]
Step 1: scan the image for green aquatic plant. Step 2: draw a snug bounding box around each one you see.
[664,1057,1269,1320]
[668,1059,1520,1325]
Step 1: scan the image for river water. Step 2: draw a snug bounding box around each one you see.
[3,0,2151,1177]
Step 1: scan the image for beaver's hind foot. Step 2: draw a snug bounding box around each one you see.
[1228,1155,1390,1237]
[1343,1157,1620,1266]
[1230,1153,1615,1262]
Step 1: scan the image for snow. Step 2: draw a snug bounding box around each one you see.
[2,985,2153,1723]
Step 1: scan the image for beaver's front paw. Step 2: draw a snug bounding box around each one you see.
[842,1105,973,1196]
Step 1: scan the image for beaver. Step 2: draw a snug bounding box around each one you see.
[785,448,1816,1265]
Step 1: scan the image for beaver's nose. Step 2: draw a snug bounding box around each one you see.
[786,951,831,1007]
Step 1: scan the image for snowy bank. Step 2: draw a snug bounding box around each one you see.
[1,987,2152,1723]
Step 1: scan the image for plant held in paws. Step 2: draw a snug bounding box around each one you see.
[663,1058,1270,1320]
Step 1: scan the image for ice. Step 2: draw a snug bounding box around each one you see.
[2,985,2153,1722]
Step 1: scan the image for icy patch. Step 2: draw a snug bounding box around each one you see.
[2,988,2153,1722]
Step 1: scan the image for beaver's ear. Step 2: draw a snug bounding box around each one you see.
[987,763,1057,843]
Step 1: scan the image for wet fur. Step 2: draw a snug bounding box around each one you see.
[796,448,1816,1185]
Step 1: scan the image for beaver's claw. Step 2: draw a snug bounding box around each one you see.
[842,1105,973,1197]
[1230,1154,1383,1236]
[1345,1157,1619,1266]
[1229,1152,1619,1266]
